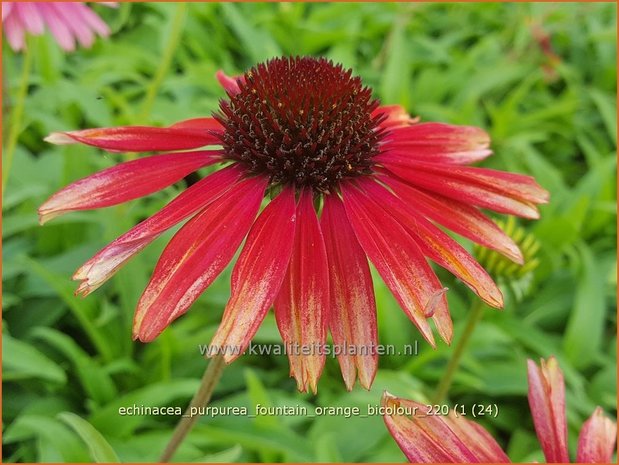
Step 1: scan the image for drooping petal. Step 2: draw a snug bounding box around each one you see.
[3,11,26,51]
[2,3,14,21]
[37,4,76,51]
[44,117,224,152]
[51,3,96,48]
[73,164,245,296]
[527,357,570,463]
[378,122,493,165]
[383,161,548,219]
[14,3,45,35]
[71,3,111,37]
[358,178,503,309]
[274,189,330,393]
[381,173,523,264]
[382,392,510,463]
[209,186,297,361]
[133,175,268,342]
[321,194,378,390]
[38,150,221,224]
[216,70,243,96]
[372,105,419,129]
[341,182,451,346]
[576,407,617,463]
[447,412,512,463]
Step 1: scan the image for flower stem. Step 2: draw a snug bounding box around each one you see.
[159,354,226,462]
[139,2,187,122]
[2,43,33,199]
[432,299,486,404]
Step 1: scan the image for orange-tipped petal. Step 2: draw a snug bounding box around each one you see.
[321,194,378,390]
[576,407,617,463]
[45,117,224,152]
[379,122,493,165]
[359,178,503,309]
[382,173,524,264]
[73,165,244,295]
[133,176,267,342]
[383,161,549,219]
[372,104,419,129]
[274,189,330,393]
[381,392,510,463]
[209,186,297,361]
[38,150,220,224]
[341,182,452,347]
[527,357,570,463]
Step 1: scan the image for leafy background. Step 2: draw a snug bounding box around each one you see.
[2,2,616,462]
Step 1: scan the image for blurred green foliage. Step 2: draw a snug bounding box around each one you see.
[2,2,616,463]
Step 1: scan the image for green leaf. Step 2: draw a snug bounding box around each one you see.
[58,412,120,463]
[563,244,608,368]
[3,333,66,384]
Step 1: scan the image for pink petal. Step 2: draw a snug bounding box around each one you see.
[359,178,503,309]
[37,4,75,51]
[382,173,523,264]
[527,357,570,463]
[14,3,45,35]
[383,162,546,219]
[133,175,268,342]
[209,186,297,361]
[38,150,220,224]
[73,164,245,296]
[371,105,419,129]
[382,392,510,463]
[321,194,378,390]
[45,118,224,152]
[341,182,452,347]
[274,189,330,393]
[378,122,493,165]
[3,11,26,51]
[216,70,242,96]
[72,3,111,38]
[577,407,617,463]
[50,3,95,48]
[3,3,14,21]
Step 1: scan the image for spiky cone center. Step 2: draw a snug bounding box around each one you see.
[215,57,386,193]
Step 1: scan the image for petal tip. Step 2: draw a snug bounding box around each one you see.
[44,132,76,145]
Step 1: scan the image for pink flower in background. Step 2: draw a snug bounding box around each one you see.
[2,2,116,52]
[383,357,617,463]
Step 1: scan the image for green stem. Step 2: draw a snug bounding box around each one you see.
[139,3,187,123]
[432,299,486,404]
[2,43,33,198]
[159,354,226,462]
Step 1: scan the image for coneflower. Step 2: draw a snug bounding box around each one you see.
[40,56,549,392]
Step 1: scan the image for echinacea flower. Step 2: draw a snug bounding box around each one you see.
[40,56,548,392]
[2,2,115,52]
[527,357,617,463]
[383,357,616,463]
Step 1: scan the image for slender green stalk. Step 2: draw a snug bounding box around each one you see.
[2,44,33,198]
[139,3,187,122]
[159,354,226,462]
[432,299,486,404]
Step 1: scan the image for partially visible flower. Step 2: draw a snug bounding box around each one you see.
[383,357,616,463]
[2,2,116,52]
[382,392,510,462]
[40,57,549,392]
[528,357,617,463]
